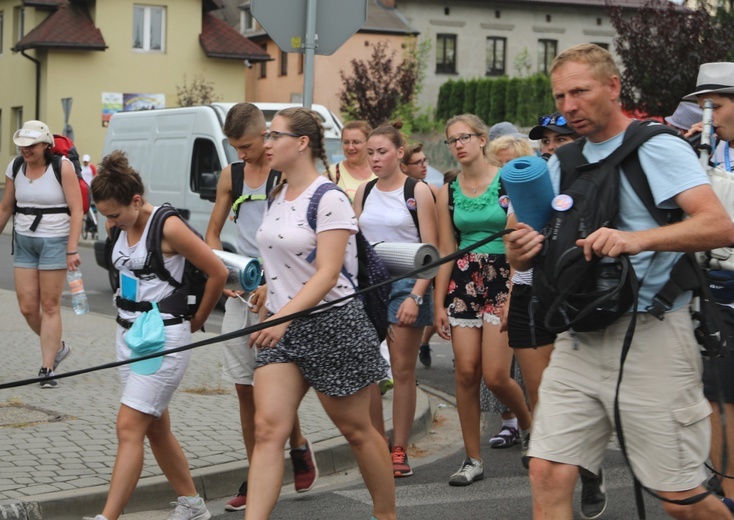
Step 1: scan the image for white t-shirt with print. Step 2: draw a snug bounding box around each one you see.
[257,176,358,314]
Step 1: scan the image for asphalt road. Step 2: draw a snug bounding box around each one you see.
[0,231,679,519]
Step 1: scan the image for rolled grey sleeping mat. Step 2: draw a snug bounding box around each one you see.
[371,242,440,279]
[212,250,262,292]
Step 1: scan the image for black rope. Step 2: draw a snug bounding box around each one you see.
[0,229,513,390]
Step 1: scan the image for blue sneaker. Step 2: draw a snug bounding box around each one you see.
[722,496,734,513]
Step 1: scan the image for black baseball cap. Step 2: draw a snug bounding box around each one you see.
[529,112,576,140]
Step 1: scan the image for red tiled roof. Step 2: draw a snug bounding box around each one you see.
[200,12,270,61]
[15,1,106,51]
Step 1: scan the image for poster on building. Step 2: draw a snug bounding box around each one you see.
[101,92,123,127]
[101,92,166,127]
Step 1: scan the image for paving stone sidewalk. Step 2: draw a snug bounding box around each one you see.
[0,289,431,519]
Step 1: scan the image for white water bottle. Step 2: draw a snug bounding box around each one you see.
[67,269,89,315]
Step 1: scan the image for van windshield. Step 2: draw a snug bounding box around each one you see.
[222,137,345,174]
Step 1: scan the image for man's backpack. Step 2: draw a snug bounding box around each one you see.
[229,162,283,223]
[110,204,208,319]
[362,176,421,236]
[532,121,681,333]
[305,182,392,341]
[12,135,92,230]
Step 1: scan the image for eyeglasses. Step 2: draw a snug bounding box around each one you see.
[263,131,301,141]
[444,133,482,147]
[408,158,429,166]
[538,114,567,127]
[342,139,365,146]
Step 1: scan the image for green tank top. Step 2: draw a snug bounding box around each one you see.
[452,174,507,255]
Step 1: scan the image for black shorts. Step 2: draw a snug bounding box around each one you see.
[703,305,734,404]
[507,284,557,348]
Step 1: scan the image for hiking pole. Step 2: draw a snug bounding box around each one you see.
[700,98,714,168]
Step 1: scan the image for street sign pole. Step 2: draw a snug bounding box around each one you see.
[303,0,317,109]
[251,0,367,108]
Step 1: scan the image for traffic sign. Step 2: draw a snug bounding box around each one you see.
[251,0,367,56]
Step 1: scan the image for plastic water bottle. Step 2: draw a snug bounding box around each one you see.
[67,269,90,315]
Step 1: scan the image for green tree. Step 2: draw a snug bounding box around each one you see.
[449,81,466,119]
[489,77,508,123]
[436,80,454,121]
[608,0,730,117]
[513,48,532,77]
[505,78,521,123]
[475,79,492,124]
[463,79,479,114]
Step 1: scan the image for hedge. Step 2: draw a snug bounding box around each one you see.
[435,74,554,126]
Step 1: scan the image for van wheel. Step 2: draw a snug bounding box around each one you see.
[108,268,120,292]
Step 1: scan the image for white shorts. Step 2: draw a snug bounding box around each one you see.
[220,295,259,386]
[117,321,192,418]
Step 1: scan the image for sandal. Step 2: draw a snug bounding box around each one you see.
[489,425,520,448]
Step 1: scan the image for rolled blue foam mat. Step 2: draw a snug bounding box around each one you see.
[501,156,554,231]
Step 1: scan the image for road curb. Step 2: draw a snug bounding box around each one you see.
[8,388,433,519]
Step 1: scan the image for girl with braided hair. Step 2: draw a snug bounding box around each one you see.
[246,107,396,520]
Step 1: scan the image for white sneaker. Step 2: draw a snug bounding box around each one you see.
[54,341,72,371]
[167,496,211,520]
[448,458,484,486]
[82,516,108,520]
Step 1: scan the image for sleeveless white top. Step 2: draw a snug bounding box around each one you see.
[112,206,186,320]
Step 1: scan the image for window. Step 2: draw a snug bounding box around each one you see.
[436,34,457,74]
[259,44,267,78]
[191,138,222,201]
[133,5,165,52]
[241,5,256,32]
[299,54,304,75]
[538,39,557,74]
[486,37,505,76]
[15,6,23,42]
[0,12,4,54]
[280,50,288,76]
[591,42,609,50]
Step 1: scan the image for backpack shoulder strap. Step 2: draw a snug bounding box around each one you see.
[265,169,283,197]
[230,162,244,201]
[361,178,378,213]
[446,179,463,244]
[106,226,122,272]
[51,155,63,186]
[306,183,343,231]
[12,156,24,179]
[403,176,421,236]
[554,139,589,190]
[144,204,182,288]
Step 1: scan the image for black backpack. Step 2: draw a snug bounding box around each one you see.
[110,204,208,319]
[304,182,392,341]
[229,162,283,223]
[532,121,681,333]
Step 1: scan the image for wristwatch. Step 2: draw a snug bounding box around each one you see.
[409,293,423,306]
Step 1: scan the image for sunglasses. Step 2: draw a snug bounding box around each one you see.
[538,114,567,127]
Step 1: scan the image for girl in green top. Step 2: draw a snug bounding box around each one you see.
[434,114,531,487]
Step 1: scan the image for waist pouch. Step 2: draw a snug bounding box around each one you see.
[706,270,734,304]
[116,293,190,317]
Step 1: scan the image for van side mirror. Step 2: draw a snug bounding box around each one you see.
[198,172,218,202]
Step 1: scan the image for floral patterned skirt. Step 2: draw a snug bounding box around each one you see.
[446,253,510,327]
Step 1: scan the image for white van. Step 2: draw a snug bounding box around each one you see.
[93,102,344,289]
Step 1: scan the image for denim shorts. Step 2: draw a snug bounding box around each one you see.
[387,277,434,327]
[14,233,68,270]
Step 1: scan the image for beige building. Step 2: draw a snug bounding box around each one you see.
[0,0,268,174]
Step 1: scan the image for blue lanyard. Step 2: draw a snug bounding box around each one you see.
[725,142,732,173]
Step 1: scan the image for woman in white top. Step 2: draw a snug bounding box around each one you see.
[325,120,376,202]
[0,120,83,388]
[354,122,438,479]
[86,151,227,520]
[246,107,396,520]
